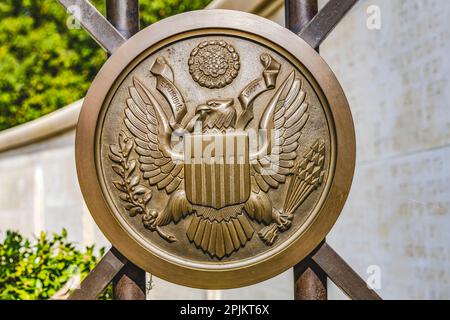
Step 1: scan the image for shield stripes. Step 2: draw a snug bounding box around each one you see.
[184,132,250,209]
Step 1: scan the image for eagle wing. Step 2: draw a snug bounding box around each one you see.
[124,77,184,194]
[251,71,309,193]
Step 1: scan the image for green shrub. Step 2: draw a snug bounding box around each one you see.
[0,229,111,300]
[0,0,211,130]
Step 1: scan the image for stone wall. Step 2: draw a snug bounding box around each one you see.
[0,130,108,248]
[321,0,450,299]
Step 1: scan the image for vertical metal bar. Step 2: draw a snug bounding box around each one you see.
[112,262,146,300]
[293,249,327,300]
[105,0,145,300]
[106,0,140,39]
[285,0,327,300]
[285,0,318,34]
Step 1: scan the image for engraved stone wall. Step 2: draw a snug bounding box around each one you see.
[320,0,450,299]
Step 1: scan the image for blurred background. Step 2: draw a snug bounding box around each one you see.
[0,0,449,300]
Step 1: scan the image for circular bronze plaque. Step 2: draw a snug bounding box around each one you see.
[76,10,355,289]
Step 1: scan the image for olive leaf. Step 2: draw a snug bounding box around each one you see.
[119,131,133,157]
[119,193,129,202]
[133,185,149,195]
[129,175,140,188]
[113,181,126,193]
[109,145,121,158]
[108,153,122,164]
[124,203,135,210]
[129,207,143,217]
[143,191,152,204]
[112,165,124,177]
[127,159,137,176]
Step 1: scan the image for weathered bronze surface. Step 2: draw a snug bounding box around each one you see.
[76,10,355,289]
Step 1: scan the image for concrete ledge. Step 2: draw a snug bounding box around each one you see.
[0,100,82,153]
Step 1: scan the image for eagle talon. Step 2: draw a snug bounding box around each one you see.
[258,224,279,246]
[272,208,293,232]
[142,209,158,231]
[142,210,177,242]
[258,209,294,245]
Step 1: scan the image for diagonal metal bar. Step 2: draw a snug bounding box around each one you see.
[68,248,128,300]
[57,0,126,54]
[311,243,382,300]
[298,0,359,49]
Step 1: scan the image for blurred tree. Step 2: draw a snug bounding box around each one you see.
[0,0,211,130]
[0,229,111,300]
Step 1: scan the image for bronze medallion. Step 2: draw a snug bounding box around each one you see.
[76,10,355,289]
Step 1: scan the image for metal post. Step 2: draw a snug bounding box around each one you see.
[112,262,146,300]
[106,0,140,39]
[285,0,327,300]
[285,0,318,34]
[105,0,145,300]
[293,241,327,300]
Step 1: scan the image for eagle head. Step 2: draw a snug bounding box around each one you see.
[195,99,236,132]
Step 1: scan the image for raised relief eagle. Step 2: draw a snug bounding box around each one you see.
[120,59,321,260]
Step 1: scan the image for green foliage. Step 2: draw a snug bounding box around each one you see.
[0,0,211,130]
[0,229,111,300]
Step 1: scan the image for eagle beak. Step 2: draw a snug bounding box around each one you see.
[206,99,233,108]
[195,104,210,115]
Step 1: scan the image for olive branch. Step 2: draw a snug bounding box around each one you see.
[108,131,152,218]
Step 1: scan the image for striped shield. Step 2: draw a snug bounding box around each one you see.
[184,132,250,209]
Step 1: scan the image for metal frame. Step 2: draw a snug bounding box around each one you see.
[57,0,381,300]
[76,9,355,289]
